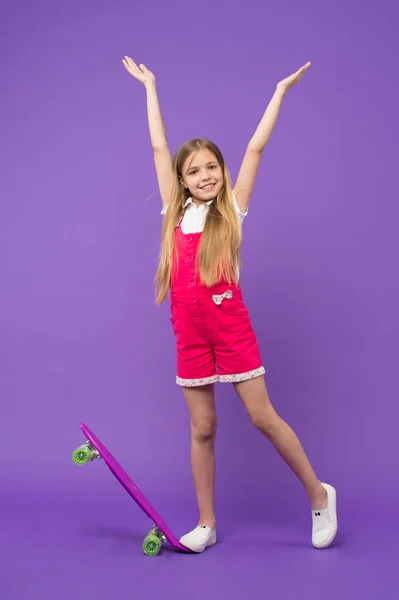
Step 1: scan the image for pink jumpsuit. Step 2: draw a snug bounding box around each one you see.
[170,217,265,387]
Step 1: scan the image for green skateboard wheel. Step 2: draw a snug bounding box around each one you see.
[72,445,92,465]
[142,534,161,556]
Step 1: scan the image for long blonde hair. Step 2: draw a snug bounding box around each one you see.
[155,138,242,304]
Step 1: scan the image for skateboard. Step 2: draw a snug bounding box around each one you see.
[72,423,191,556]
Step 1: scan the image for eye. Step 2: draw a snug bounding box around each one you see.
[209,165,216,170]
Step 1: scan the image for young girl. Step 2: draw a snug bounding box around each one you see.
[122,56,337,552]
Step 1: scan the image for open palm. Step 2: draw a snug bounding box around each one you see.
[122,56,155,86]
[278,61,311,91]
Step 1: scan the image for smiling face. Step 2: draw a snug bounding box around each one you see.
[180,148,224,203]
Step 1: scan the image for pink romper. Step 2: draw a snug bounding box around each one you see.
[170,216,265,387]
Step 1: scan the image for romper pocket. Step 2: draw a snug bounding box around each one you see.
[210,287,248,317]
[222,298,249,317]
[170,292,179,329]
[170,302,177,325]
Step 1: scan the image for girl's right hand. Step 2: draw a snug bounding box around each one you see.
[122,56,155,87]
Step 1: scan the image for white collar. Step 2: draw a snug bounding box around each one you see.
[184,197,214,209]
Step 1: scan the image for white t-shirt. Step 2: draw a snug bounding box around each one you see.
[161,191,247,233]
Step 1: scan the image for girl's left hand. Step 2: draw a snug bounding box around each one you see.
[277,61,311,92]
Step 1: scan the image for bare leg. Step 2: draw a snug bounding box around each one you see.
[234,377,327,510]
[182,384,217,529]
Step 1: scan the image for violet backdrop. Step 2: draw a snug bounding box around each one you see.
[1,0,398,598]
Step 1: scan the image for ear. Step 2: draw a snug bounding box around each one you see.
[180,179,188,189]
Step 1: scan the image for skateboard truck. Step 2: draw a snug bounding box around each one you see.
[151,525,168,544]
[72,441,101,465]
[142,525,168,556]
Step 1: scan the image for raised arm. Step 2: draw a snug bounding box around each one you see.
[122,56,173,208]
[234,61,311,214]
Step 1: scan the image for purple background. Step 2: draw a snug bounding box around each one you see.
[1,0,398,597]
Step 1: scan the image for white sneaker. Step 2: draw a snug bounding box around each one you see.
[312,482,337,548]
[179,525,217,553]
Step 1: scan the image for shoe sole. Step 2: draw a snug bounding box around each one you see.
[181,535,217,553]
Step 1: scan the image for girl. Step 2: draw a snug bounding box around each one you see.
[122,56,337,552]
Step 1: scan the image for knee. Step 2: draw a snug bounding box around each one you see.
[191,417,217,443]
[251,409,280,438]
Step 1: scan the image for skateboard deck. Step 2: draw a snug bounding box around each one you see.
[73,422,191,555]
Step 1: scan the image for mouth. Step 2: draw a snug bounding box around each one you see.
[200,183,216,191]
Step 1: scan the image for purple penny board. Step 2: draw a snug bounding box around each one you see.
[79,423,190,553]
